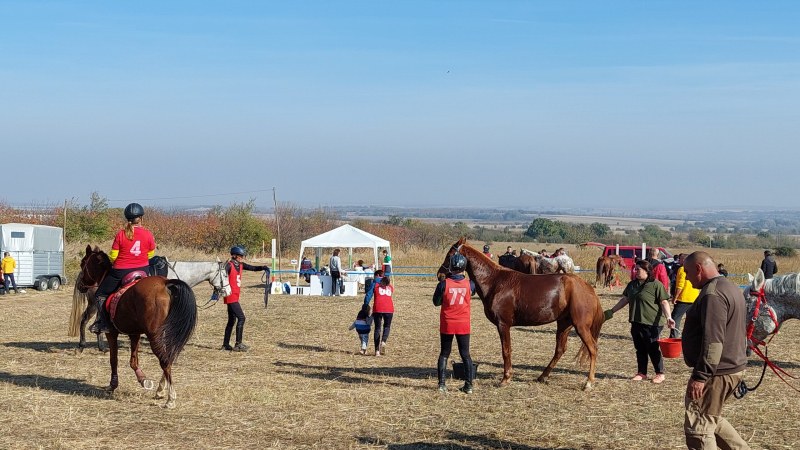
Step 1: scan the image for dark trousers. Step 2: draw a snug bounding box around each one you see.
[224,302,246,346]
[670,302,693,338]
[438,333,473,385]
[96,267,147,299]
[373,312,393,349]
[3,273,18,293]
[330,270,341,296]
[631,322,664,375]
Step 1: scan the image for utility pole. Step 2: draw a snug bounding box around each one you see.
[272,187,282,282]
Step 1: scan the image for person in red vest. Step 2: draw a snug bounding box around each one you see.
[372,276,394,356]
[222,245,269,352]
[90,203,156,334]
[433,253,476,394]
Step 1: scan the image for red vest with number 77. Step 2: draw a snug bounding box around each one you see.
[440,277,471,334]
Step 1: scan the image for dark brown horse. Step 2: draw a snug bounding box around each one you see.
[499,252,538,274]
[74,245,197,408]
[595,255,624,288]
[438,238,604,389]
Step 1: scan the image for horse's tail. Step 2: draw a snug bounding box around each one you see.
[595,258,605,287]
[577,284,604,368]
[68,283,87,337]
[156,279,198,365]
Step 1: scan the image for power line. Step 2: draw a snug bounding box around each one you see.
[108,188,275,203]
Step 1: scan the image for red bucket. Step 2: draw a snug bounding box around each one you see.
[658,338,682,358]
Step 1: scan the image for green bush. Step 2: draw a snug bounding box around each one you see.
[774,246,796,257]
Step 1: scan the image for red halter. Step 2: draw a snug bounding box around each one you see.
[745,286,799,391]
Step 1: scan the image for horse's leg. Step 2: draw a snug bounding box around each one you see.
[155,374,167,399]
[538,319,572,383]
[497,323,513,386]
[129,334,154,390]
[107,332,119,392]
[79,304,94,351]
[573,320,598,391]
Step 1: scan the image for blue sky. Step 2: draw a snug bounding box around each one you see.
[2,1,799,210]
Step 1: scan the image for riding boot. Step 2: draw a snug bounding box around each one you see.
[437,356,448,391]
[460,358,474,394]
[89,296,111,334]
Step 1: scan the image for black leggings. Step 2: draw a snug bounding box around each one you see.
[630,322,664,375]
[96,266,147,299]
[438,333,473,384]
[373,313,393,350]
[224,302,246,346]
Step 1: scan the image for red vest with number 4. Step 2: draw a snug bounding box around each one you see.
[440,277,471,334]
[224,261,242,304]
[112,227,156,269]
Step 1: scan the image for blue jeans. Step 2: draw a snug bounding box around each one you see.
[3,274,18,293]
[670,302,693,338]
[358,332,370,349]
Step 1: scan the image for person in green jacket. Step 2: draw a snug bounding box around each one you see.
[605,259,675,384]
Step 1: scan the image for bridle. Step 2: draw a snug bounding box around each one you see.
[438,243,465,279]
[76,256,108,293]
[736,286,799,398]
[198,261,230,310]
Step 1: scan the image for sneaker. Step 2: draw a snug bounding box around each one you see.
[233,343,249,352]
[631,373,647,381]
[380,342,387,356]
[220,345,233,351]
[652,373,666,384]
[459,383,473,394]
[359,348,366,355]
[375,350,381,357]
[438,383,447,393]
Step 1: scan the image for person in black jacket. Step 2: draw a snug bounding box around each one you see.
[760,250,778,279]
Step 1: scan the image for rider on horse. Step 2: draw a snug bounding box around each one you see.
[89,203,157,334]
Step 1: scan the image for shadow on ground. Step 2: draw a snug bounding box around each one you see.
[358,430,581,449]
[0,371,107,398]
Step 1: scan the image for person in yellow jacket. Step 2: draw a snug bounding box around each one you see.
[1,252,23,294]
[669,253,700,338]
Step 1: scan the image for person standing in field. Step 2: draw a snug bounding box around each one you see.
[670,253,700,338]
[1,252,23,294]
[760,250,778,279]
[371,276,394,356]
[221,245,269,352]
[433,253,477,394]
[329,249,344,296]
[90,203,156,334]
[382,249,393,276]
[682,251,749,449]
[605,259,675,384]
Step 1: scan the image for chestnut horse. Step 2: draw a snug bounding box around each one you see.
[438,238,604,390]
[595,255,623,288]
[75,245,197,408]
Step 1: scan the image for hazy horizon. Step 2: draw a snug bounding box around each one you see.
[3,2,800,210]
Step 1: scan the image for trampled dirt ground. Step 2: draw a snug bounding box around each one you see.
[0,260,798,449]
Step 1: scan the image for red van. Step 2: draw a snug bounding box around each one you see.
[601,245,673,269]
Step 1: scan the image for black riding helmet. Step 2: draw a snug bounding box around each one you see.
[483,245,490,252]
[124,203,145,221]
[230,245,247,257]
[451,253,467,271]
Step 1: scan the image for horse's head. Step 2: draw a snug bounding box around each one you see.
[76,245,111,293]
[212,257,232,298]
[743,268,777,344]
[437,237,467,281]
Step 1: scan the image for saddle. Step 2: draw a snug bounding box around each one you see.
[105,270,148,322]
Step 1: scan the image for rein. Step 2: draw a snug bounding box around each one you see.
[738,286,800,397]
[198,262,229,310]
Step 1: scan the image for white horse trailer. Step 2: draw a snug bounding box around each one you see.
[0,223,66,290]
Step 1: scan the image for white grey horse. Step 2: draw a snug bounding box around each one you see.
[69,258,231,351]
[744,269,800,346]
[521,249,575,274]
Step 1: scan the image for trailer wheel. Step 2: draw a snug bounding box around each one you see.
[34,279,49,291]
[48,277,61,290]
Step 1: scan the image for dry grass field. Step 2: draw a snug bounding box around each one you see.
[1,242,799,449]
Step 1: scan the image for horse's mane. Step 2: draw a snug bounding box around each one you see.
[763,272,800,298]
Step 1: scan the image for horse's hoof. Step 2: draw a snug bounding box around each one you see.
[141,379,155,390]
[164,401,176,409]
[498,379,511,387]
[536,376,549,384]
[583,381,594,391]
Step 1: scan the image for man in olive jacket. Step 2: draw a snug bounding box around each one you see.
[682,251,749,449]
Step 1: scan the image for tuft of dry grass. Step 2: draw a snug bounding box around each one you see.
[1,242,799,449]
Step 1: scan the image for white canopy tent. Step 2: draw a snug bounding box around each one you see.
[296,224,390,286]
